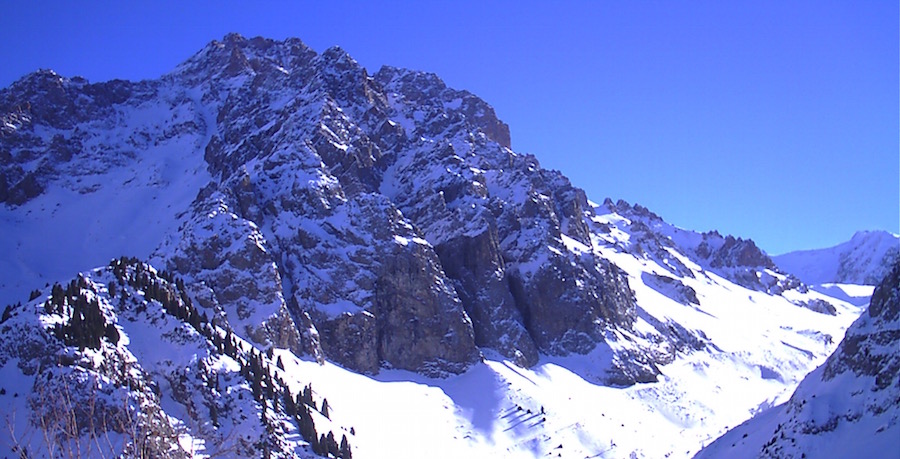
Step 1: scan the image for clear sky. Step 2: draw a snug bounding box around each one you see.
[1,1,896,255]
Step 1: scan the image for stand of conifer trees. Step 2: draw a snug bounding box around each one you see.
[106,257,352,458]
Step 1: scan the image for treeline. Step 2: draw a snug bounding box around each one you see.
[107,257,351,458]
[44,275,119,350]
[34,257,352,457]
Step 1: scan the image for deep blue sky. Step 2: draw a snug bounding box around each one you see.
[1,1,896,254]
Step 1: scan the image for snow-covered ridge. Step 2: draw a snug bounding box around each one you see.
[773,230,899,285]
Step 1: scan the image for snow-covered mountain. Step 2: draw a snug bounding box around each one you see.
[696,259,900,459]
[773,230,899,286]
[1,259,350,458]
[0,34,884,458]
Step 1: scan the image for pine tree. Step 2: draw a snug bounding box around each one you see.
[298,404,318,448]
[340,434,352,459]
[303,384,316,410]
[189,308,201,329]
[252,372,263,401]
[283,388,296,417]
[320,399,330,419]
[224,330,236,356]
[105,323,120,345]
[316,434,328,456]
[325,431,339,457]
[210,402,219,427]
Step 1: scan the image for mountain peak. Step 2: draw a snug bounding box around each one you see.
[11,68,65,85]
[320,45,354,62]
[374,65,512,148]
[317,45,367,81]
[3,68,79,99]
[220,31,246,45]
[376,65,448,92]
[850,229,899,243]
[168,33,316,84]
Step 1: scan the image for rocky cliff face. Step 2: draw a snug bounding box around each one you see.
[822,259,899,388]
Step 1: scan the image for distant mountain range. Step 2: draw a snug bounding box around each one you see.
[773,230,899,286]
[0,34,894,458]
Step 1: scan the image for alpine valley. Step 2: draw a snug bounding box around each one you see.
[0,34,896,458]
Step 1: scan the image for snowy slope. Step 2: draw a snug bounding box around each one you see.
[0,73,213,306]
[695,260,900,459]
[773,230,899,286]
[0,254,866,459]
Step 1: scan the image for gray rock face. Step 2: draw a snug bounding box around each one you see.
[642,272,700,306]
[509,255,636,355]
[164,185,313,359]
[700,235,774,270]
[172,34,640,374]
[793,298,837,316]
[316,309,378,374]
[434,229,539,367]
[375,239,481,376]
[823,259,899,387]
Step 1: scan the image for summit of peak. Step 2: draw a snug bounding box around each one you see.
[220,32,247,45]
[209,33,312,55]
[850,229,899,243]
[168,34,316,84]
[7,69,68,89]
[316,45,366,76]
[319,45,360,68]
